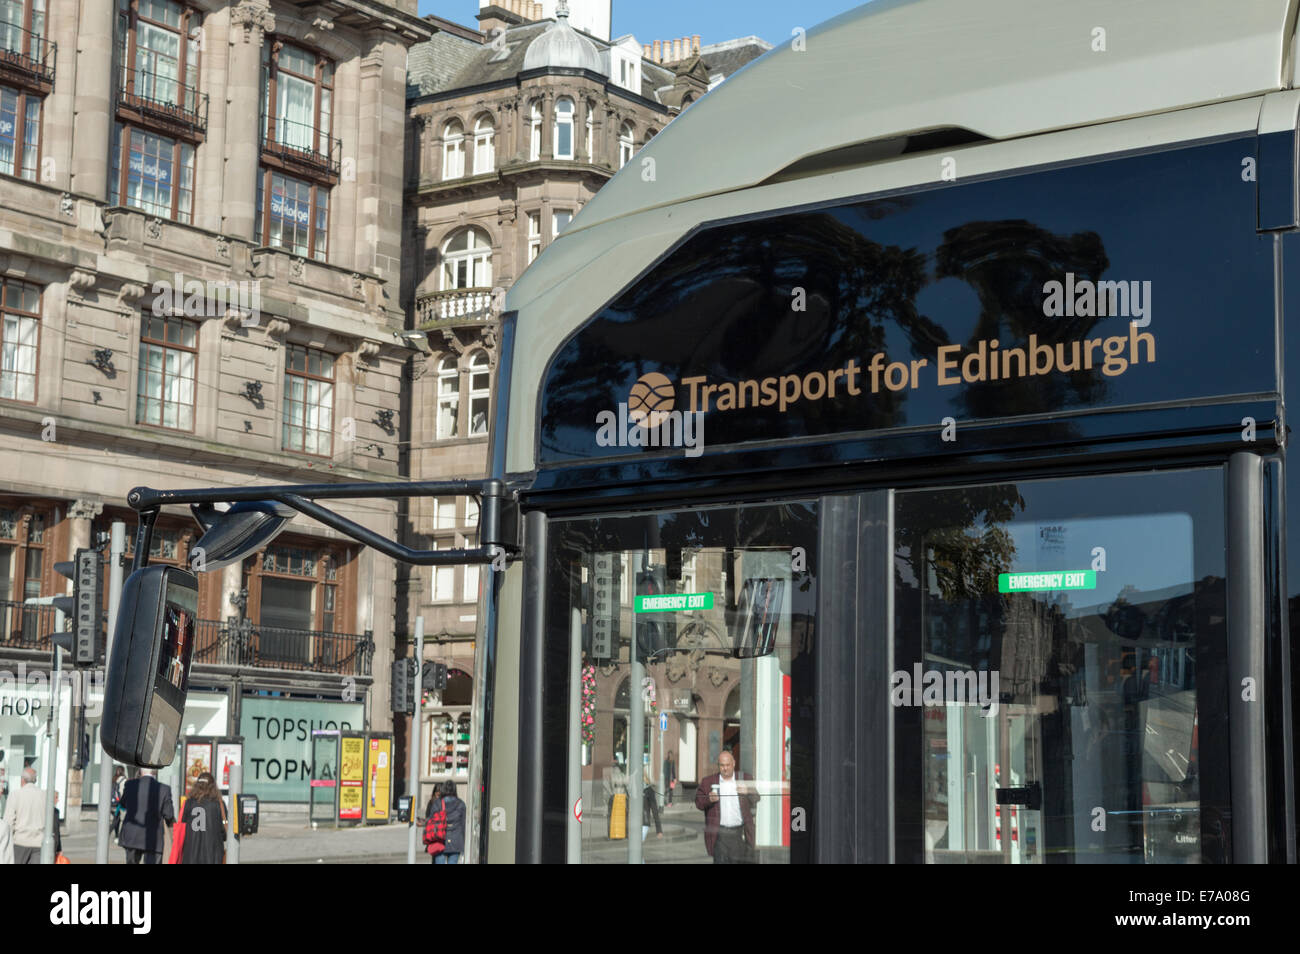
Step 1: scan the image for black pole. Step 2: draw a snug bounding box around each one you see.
[516,509,546,863]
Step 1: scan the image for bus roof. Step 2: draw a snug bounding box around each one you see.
[567,0,1293,236]
[504,0,1295,475]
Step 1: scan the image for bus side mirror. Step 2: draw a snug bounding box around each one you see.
[101,565,199,768]
[190,501,296,571]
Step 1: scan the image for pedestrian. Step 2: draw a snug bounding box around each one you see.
[695,749,759,863]
[179,772,226,864]
[425,780,466,864]
[3,767,44,864]
[0,808,13,864]
[664,751,677,807]
[110,766,126,839]
[119,767,175,864]
[641,768,663,843]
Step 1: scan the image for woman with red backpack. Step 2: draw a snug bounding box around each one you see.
[423,780,466,864]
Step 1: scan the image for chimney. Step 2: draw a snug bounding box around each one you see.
[643,43,651,58]
[653,40,661,62]
[693,35,700,55]
[672,38,681,61]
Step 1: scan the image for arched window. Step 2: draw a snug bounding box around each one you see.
[585,101,594,159]
[472,115,495,174]
[645,127,659,144]
[618,121,634,169]
[441,228,492,291]
[468,349,491,436]
[554,96,574,160]
[442,119,465,179]
[528,100,542,160]
[436,355,458,439]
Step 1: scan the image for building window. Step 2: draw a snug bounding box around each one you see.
[554,96,573,160]
[110,123,195,222]
[432,498,456,530]
[436,355,458,440]
[256,168,328,261]
[618,121,634,168]
[136,313,196,430]
[528,100,541,160]
[553,210,571,238]
[468,349,490,436]
[117,0,202,120]
[0,276,39,403]
[0,85,39,180]
[282,344,334,456]
[472,115,494,174]
[0,0,46,60]
[432,540,455,602]
[261,40,334,165]
[466,497,479,528]
[527,212,540,263]
[463,539,479,601]
[254,544,348,651]
[441,228,491,291]
[584,101,593,160]
[442,119,464,179]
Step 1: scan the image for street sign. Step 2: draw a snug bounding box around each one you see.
[573,797,582,823]
[658,712,668,732]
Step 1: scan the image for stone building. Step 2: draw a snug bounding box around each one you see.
[0,0,433,814]
[397,0,770,805]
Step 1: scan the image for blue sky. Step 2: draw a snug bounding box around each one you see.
[419,1,870,47]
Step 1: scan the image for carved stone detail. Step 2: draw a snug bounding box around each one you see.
[59,193,74,217]
[215,234,231,258]
[233,0,274,44]
[68,498,103,521]
[440,328,466,356]
[117,282,147,308]
[68,269,97,298]
[146,217,163,239]
[265,316,291,339]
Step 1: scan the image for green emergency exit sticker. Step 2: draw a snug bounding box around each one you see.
[634,592,714,613]
[998,570,1097,593]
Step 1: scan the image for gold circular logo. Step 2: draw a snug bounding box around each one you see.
[627,372,675,429]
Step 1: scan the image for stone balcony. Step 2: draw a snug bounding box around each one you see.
[415,287,496,327]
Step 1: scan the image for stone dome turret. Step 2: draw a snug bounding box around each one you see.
[523,1,603,74]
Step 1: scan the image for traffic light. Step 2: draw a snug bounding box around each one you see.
[421,661,448,691]
[391,658,415,713]
[635,564,675,663]
[53,548,104,666]
[588,552,620,665]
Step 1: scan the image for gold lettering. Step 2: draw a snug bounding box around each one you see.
[937,345,961,385]
[682,376,707,413]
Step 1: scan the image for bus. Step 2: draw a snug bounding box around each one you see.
[468,0,1300,863]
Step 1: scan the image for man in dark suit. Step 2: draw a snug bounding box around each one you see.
[694,749,759,863]
[119,769,174,864]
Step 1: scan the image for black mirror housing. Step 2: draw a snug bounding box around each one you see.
[101,565,199,767]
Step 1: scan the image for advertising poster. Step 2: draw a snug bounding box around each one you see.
[364,736,392,823]
[238,697,364,802]
[215,741,242,792]
[339,735,365,822]
[782,675,791,848]
[184,741,213,797]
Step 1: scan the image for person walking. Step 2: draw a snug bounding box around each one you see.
[110,766,126,839]
[695,750,759,863]
[426,780,466,864]
[3,767,44,864]
[119,768,174,864]
[179,772,226,864]
[664,751,677,807]
[0,807,14,864]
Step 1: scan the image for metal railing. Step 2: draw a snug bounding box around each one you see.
[416,287,495,324]
[0,602,371,676]
[118,62,208,132]
[195,618,373,675]
[261,114,342,178]
[0,599,58,650]
[0,22,55,86]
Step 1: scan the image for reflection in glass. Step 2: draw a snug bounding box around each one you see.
[550,503,815,863]
[896,470,1225,863]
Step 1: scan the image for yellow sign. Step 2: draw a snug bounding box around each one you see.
[365,736,392,823]
[339,736,365,821]
[608,791,626,840]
